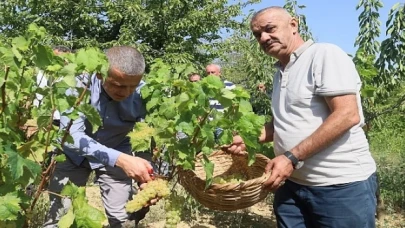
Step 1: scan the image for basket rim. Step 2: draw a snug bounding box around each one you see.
[179,150,271,190]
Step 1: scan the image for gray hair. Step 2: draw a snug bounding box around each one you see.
[251,6,291,22]
[206,63,221,72]
[105,46,145,76]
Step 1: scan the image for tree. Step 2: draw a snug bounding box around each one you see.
[217,0,313,118]
[354,0,405,124]
[0,0,260,66]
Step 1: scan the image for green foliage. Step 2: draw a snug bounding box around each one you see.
[218,0,313,120]
[368,111,405,210]
[128,122,156,152]
[0,24,107,226]
[59,183,106,228]
[128,60,265,185]
[283,0,313,41]
[355,1,405,123]
[0,0,260,67]
[218,18,275,120]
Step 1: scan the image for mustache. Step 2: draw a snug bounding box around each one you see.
[261,40,278,49]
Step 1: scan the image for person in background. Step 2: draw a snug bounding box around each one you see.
[205,63,235,90]
[226,6,377,228]
[188,72,201,82]
[205,64,235,113]
[43,46,155,228]
[257,83,266,93]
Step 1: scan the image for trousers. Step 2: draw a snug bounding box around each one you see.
[42,157,133,228]
[274,173,378,228]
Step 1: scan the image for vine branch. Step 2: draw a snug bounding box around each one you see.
[28,80,90,217]
[0,66,10,115]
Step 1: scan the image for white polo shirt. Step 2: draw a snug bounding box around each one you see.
[271,40,376,186]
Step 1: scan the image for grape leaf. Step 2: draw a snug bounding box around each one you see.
[60,64,78,86]
[202,76,223,90]
[77,103,101,133]
[202,155,214,190]
[176,122,194,136]
[221,88,236,100]
[238,99,253,113]
[146,97,159,111]
[3,150,41,182]
[54,154,66,162]
[0,193,21,220]
[12,36,29,51]
[58,208,75,228]
[33,44,53,68]
[60,182,79,197]
[76,48,103,73]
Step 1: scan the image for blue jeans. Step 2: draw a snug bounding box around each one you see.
[274,173,377,228]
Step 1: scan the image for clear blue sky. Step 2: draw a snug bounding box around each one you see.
[237,0,399,55]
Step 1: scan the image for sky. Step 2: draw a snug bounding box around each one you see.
[236,0,400,55]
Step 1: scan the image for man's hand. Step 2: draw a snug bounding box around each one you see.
[115,153,153,183]
[222,135,247,155]
[262,155,294,192]
[138,183,161,205]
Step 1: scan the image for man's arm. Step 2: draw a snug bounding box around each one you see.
[263,94,360,191]
[259,118,274,143]
[61,115,122,167]
[61,115,153,182]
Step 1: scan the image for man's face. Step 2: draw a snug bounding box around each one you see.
[257,83,266,92]
[251,10,297,58]
[189,74,201,82]
[102,68,142,101]
[205,65,221,77]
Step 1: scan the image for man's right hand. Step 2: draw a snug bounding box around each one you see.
[115,153,153,183]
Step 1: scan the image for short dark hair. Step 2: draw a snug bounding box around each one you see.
[105,46,145,76]
[188,72,200,78]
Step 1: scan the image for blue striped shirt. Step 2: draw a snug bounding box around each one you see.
[209,80,235,112]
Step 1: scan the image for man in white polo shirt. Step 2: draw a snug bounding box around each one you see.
[226,6,377,228]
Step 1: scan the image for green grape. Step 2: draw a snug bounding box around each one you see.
[212,173,246,184]
[126,179,170,213]
[164,193,183,228]
[0,220,17,228]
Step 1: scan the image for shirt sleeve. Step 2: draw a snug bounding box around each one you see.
[313,44,361,96]
[60,114,122,167]
[60,73,122,167]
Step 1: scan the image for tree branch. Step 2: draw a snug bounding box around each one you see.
[365,93,405,122]
[28,80,91,218]
[0,66,10,115]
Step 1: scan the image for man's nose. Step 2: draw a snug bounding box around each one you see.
[119,87,132,96]
[260,33,271,43]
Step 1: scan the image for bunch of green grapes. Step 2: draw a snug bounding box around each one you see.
[212,173,246,184]
[0,220,17,228]
[165,193,184,228]
[125,179,170,213]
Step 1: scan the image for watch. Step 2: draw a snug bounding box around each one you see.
[283,151,304,169]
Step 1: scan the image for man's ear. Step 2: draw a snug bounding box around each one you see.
[290,17,299,34]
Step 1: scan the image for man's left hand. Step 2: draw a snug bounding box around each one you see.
[262,155,294,192]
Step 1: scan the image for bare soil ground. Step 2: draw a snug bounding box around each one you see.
[86,186,405,228]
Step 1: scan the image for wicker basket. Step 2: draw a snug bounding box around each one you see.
[178,150,271,211]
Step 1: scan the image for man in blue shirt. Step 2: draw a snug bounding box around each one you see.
[43,46,154,228]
